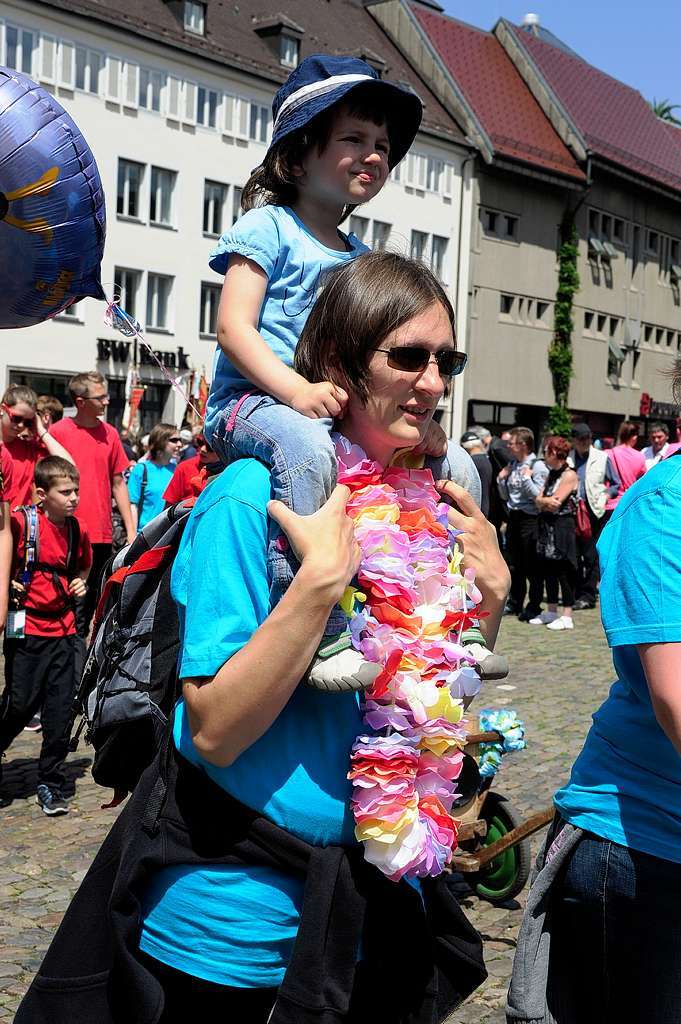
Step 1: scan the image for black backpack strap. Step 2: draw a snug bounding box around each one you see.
[65,516,81,578]
[137,462,148,516]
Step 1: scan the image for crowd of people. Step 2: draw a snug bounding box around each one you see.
[459,418,668,633]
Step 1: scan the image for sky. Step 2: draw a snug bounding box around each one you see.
[438,0,681,106]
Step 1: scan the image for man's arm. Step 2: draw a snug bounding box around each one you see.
[112,474,135,544]
[604,456,621,498]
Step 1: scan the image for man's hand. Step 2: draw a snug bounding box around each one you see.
[289,381,348,420]
[414,420,448,458]
[69,577,87,599]
[435,479,510,602]
[267,485,360,605]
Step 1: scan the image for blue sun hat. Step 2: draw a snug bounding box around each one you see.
[269,54,423,169]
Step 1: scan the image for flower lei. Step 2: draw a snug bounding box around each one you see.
[336,437,484,882]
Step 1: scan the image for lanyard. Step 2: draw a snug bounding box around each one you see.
[20,505,38,588]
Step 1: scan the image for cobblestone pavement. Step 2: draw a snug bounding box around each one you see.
[0,609,614,1021]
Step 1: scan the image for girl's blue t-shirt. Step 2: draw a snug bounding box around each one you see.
[127,460,175,530]
[204,205,368,440]
[138,459,364,986]
[555,455,681,863]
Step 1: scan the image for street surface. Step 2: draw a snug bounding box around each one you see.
[0,609,614,1021]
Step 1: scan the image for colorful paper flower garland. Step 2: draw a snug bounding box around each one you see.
[335,437,484,882]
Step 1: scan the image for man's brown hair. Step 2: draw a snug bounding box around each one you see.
[509,426,535,452]
[37,395,64,423]
[68,371,106,402]
[34,456,79,492]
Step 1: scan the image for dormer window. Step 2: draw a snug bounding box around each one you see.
[184,1,205,35]
[280,34,299,68]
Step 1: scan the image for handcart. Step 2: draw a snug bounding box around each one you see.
[449,729,553,905]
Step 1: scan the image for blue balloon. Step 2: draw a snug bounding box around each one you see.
[0,66,106,329]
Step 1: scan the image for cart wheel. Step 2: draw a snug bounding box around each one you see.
[470,793,532,904]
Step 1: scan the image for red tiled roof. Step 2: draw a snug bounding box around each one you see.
[411,6,584,182]
[510,25,681,194]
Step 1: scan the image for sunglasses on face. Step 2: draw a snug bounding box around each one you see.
[168,437,182,444]
[2,405,35,428]
[373,346,467,378]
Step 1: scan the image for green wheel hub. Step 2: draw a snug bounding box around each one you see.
[474,813,519,900]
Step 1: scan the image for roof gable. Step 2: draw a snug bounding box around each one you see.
[411,5,584,182]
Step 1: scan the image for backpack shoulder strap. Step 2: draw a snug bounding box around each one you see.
[138,462,149,513]
[65,517,81,577]
[16,505,39,583]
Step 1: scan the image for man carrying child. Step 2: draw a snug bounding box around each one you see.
[0,457,91,814]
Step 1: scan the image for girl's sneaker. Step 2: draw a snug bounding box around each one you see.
[305,632,381,693]
[528,611,559,626]
[546,615,574,631]
[36,784,68,816]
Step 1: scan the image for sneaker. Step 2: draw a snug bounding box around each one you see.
[36,784,68,816]
[24,715,42,732]
[546,615,574,631]
[528,611,559,626]
[466,642,510,681]
[572,599,595,611]
[518,607,542,623]
[0,792,11,809]
[305,632,381,693]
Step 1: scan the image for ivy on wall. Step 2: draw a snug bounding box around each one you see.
[547,217,580,436]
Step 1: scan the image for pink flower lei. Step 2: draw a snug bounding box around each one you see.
[336,436,483,881]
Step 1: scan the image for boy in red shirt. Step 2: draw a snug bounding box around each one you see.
[0,457,92,815]
[162,435,221,505]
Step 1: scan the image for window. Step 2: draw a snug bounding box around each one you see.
[197,87,218,128]
[280,35,299,68]
[146,274,173,330]
[500,294,514,317]
[58,301,80,321]
[75,47,102,94]
[588,209,599,235]
[372,221,391,251]
[349,215,369,242]
[584,311,594,332]
[114,267,141,320]
[184,1,205,35]
[200,282,221,336]
[203,181,228,236]
[536,300,550,325]
[426,157,444,193]
[667,330,675,348]
[607,345,624,380]
[139,68,163,112]
[613,218,625,244]
[482,207,517,241]
[644,323,653,344]
[504,215,518,240]
[484,210,497,235]
[656,327,664,345]
[5,27,36,75]
[596,314,607,334]
[149,167,176,226]
[248,104,270,143]
[609,317,620,338]
[232,186,243,225]
[431,235,448,279]
[117,159,144,219]
[647,230,659,255]
[410,230,428,261]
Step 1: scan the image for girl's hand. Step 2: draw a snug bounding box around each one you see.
[414,419,448,457]
[267,485,360,605]
[290,381,348,420]
[435,479,510,601]
[69,578,87,599]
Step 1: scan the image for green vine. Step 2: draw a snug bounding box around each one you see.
[547,217,580,436]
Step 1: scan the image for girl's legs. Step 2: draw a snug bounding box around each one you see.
[548,833,681,1023]
[558,561,576,621]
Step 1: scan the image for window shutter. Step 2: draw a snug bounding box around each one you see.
[222,92,235,135]
[237,97,249,139]
[405,153,415,188]
[416,154,426,190]
[183,80,197,125]
[166,76,181,120]
[443,163,453,199]
[58,40,75,89]
[106,56,121,101]
[123,61,139,109]
[39,34,57,84]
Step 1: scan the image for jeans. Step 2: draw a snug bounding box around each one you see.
[548,831,681,1023]
[208,393,343,632]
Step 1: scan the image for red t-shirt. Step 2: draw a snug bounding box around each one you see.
[51,418,130,544]
[0,445,14,504]
[11,509,92,637]
[162,456,208,504]
[5,437,47,509]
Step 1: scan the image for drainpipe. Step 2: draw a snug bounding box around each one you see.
[449,151,475,441]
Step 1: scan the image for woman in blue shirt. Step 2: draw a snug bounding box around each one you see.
[522,402,681,1022]
[127,424,182,531]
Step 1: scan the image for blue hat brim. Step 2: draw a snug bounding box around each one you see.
[269,78,423,170]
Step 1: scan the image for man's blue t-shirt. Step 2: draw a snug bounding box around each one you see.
[138,459,364,986]
[205,205,368,440]
[127,460,175,530]
[555,456,681,863]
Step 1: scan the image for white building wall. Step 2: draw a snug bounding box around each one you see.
[1,1,471,434]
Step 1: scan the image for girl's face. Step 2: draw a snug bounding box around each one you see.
[544,450,562,470]
[299,111,390,209]
[1,401,36,442]
[341,301,455,466]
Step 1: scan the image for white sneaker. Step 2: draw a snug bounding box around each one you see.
[546,615,574,631]
[528,611,558,626]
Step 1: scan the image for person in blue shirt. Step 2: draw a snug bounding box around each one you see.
[127,424,182,531]
[515,419,681,1022]
[138,251,510,1019]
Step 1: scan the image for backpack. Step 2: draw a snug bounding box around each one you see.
[69,498,194,800]
[11,505,81,618]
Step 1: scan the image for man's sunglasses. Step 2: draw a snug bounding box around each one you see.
[373,346,467,377]
[2,404,35,428]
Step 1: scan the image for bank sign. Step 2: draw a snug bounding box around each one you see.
[97,338,190,370]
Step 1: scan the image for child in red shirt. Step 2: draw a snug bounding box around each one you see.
[0,457,92,815]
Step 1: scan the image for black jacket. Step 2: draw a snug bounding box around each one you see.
[16,737,486,1024]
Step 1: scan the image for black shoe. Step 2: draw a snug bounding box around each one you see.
[573,599,595,611]
[24,715,42,732]
[0,792,11,809]
[36,784,68,816]
[503,602,520,616]
[518,607,542,623]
